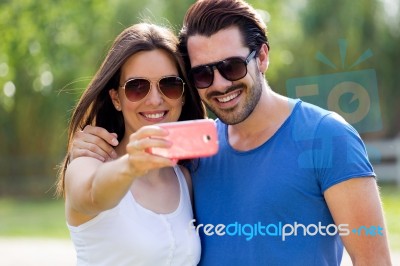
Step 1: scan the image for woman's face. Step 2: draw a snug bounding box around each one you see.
[110,49,184,136]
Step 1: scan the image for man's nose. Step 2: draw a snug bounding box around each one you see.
[210,67,232,91]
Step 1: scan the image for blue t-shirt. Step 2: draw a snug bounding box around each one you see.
[190,100,375,266]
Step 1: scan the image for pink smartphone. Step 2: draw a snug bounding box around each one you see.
[147,119,219,160]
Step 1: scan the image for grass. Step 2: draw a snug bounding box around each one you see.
[0,185,399,251]
[0,197,69,238]
[380,185,400,251]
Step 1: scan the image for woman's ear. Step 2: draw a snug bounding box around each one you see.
[257,43,269,74]
[109,89,122,111]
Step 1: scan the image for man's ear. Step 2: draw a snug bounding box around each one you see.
[109,89,122,111]
[257,43,269,74]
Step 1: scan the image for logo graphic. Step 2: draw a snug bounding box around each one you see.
[189,220,385,241]
[286,39,382,133]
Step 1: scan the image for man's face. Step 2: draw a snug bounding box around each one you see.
[187,26,263,125]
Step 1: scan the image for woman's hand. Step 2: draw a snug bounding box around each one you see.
[126,125,176,177]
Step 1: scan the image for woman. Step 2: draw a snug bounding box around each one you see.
[56,23,205,265]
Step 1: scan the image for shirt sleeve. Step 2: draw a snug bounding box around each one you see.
[312,112,376,192]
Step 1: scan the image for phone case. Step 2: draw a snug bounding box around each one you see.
[148,119,219,160]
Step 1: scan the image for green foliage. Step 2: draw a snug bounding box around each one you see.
[275,0,400,136]
[0,0,121,194]
[0,0,399,196]
[0,0,194,196]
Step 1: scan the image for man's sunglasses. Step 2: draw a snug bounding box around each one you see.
[189,50,257,89]
[119,76,185,102]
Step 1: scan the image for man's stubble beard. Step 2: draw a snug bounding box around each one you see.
[204,71,264,125]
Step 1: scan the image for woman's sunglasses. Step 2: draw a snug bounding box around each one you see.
[119,76,185,102]
[189,50,256,89]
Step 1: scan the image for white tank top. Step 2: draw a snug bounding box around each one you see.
[67,166,201,266]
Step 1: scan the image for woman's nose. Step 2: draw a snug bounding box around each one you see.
[144,83,163,106]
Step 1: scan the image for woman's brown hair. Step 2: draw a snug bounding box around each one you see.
[56,23,206,197]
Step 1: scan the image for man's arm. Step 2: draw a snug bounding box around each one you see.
[324,177,392,265]
[70,125,119,162]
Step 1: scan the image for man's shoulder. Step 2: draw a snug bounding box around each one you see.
[296,100,332,119]
[291,100,360,142]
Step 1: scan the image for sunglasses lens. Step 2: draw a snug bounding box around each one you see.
[191,66,213,89]
[218,58,247,81]
[159,77,184,99]
[124,79,150,102]
[190,57,248,89]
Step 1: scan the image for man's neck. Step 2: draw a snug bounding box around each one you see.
[227,89,293,151]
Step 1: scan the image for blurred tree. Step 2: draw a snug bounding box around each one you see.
[0,0,130,196]
[278,0,400,137]
[0,0,194,197]
[250,0,399,137]
[0,0,398,197]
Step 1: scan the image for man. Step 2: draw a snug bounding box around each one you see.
[69,0,392,265]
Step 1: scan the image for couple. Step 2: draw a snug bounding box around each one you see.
[57,0,392,265]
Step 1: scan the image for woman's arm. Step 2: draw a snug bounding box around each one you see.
[65,155,134,225]
[65,125,176,225]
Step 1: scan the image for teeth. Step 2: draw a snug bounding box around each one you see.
[144,112,165,119]
[217,92,240,103]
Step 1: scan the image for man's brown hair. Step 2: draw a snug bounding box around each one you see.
[179,0,270,75]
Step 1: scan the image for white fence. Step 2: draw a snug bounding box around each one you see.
[365,137,400,185]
